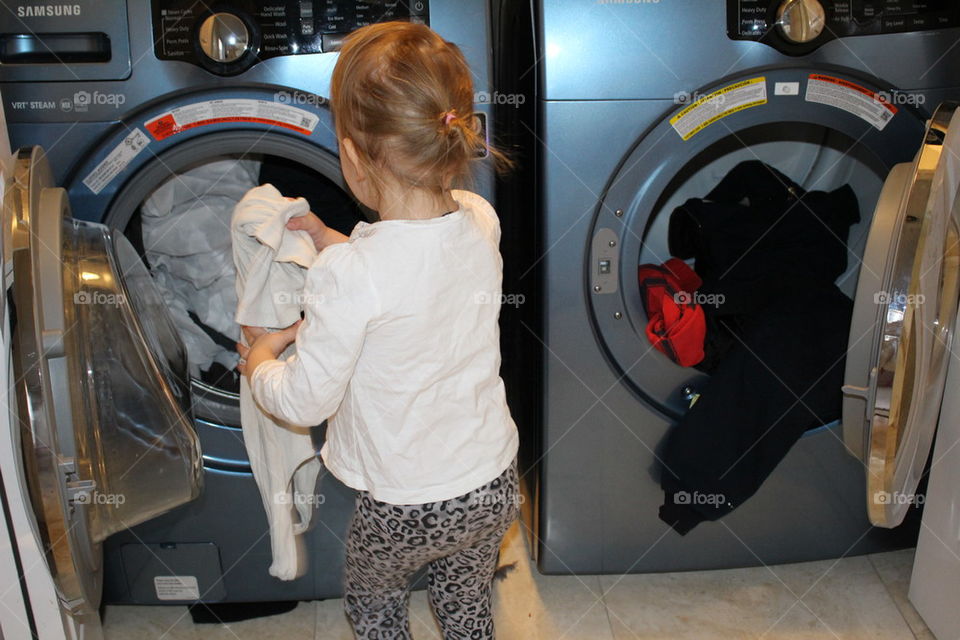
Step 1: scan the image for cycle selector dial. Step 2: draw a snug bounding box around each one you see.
[777,0,826,44]
[198,12,250,63]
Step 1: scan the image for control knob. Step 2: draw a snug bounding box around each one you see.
[777,0,826,44]
[198,12,249,63]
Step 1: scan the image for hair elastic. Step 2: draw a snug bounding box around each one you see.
[443,110,457,125]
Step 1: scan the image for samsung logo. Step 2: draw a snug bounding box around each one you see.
[16,4,81,17]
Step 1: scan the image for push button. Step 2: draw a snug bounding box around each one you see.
[321,33,347,52]
[410,0,427,16]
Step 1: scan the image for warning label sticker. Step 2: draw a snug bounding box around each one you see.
[154,575,200,601]
[805,74,897,131]
[670,77,768,141]
[144,99,320,141]
[82,128,150,195]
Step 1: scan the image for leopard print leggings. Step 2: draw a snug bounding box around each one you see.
[343,460,519,639]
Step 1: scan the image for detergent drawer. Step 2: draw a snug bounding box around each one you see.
[0,0,131,81]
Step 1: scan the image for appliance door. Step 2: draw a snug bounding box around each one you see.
[6,146,202,627]
[843,102,960,528]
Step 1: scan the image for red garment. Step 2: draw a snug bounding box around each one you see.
[637,258,706,367]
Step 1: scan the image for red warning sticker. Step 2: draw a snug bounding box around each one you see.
[145,99,320,141]
[805,74,897,131]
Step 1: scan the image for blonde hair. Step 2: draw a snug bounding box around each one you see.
[330,21,510,194]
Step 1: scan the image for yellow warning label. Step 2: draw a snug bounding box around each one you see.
[670,77,768,141]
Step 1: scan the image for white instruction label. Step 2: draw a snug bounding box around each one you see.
[144,99,319,141]
[775,82,800,96]
[153,575,200,601]
[805,74,897,131]
[670,77,767,141]
[82,128,150,194]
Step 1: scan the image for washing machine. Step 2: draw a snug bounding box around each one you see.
[532,0,960,575]
[0,0,499,620]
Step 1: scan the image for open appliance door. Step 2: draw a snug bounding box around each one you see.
[6,146,202,636]
[843,103,960,528]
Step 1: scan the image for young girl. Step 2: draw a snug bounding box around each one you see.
[236,21,520,639]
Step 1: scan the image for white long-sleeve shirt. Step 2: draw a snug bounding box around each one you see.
[250,190,519,504]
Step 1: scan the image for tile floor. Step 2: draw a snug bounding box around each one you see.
[102,522,935,639]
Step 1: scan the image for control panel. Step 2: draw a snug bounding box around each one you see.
[154,0,429,75]
[728,0,960,55]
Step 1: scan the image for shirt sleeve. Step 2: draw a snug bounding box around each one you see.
[249,243,380,426]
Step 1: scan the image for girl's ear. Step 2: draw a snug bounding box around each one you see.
[342,137,366,182]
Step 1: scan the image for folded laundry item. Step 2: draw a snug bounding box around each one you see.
[232,183,321,581]
[638,258,705,367]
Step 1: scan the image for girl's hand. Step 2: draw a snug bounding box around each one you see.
[236,320,303,377]
[242,325,267,344]
[236,341,251,376]
[287,212,349,251]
